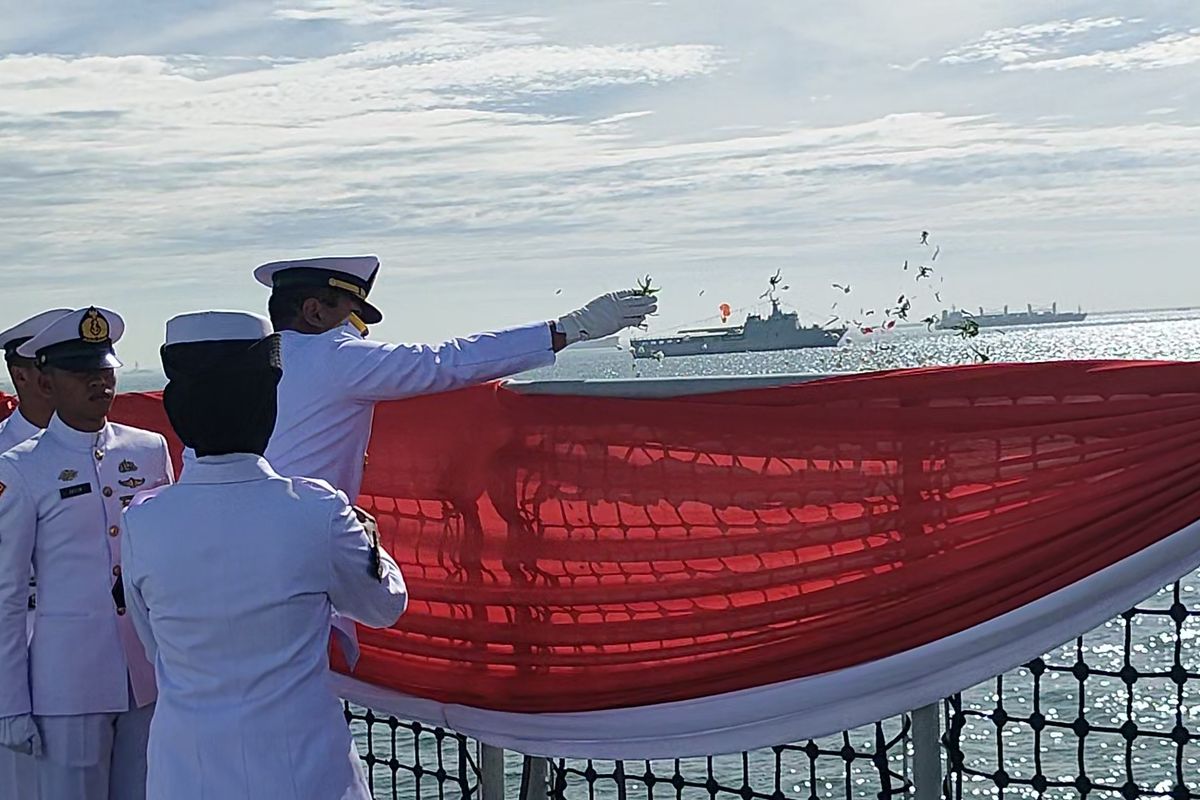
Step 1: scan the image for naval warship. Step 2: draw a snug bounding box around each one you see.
[632,298,845,359]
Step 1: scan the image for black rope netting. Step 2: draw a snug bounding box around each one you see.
[944,578,1200,800]
[338,576,1200,799]
[547,719,912,800]
[344,703,479,800]
[340,576,1200,799]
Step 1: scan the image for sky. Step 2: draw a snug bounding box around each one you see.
[1,0,1198,365]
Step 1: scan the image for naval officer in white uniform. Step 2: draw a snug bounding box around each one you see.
[121,311,408,800]
[0,310,71,454]
[256,256,658,498]
[0,307,172,800]
[0,310,68,800]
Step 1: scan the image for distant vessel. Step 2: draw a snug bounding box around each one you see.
[632,298,845,359]
[938,303,1087,330]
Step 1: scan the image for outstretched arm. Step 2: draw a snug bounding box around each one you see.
[337,290,657,402]
[336,321,557,403]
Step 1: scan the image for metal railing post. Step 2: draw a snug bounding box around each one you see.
[522,756,549,800]
[912,703,943,800]
[481,743,506,800]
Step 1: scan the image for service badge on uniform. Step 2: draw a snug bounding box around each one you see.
[119,477,146,489]
[119,460,138,473]
[80,307,111,343]
[59,469,78,482]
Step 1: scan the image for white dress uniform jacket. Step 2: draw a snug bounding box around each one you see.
[0,414,172,720]
[121,454,408,800]
[266,321,556,497]
[0,407,39,454]
[0,407,41,800]
[0,408,42,631]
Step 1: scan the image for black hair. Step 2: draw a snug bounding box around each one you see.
[162,337,283,457]
[5,355,35,369]
[267,285,346,329]
[3,337,33,367]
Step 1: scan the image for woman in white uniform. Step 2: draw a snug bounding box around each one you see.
[122,311,409,800]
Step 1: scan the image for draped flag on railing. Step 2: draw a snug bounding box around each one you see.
[6,360,1200,758]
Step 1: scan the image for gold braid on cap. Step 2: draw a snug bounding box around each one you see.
[327,278,368,300]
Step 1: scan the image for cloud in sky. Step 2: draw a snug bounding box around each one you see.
[943,16,1200,71]
[1,0,1198,363]
[941,16,1133,67]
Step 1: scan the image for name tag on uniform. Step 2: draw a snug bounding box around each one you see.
[59,483,93,500]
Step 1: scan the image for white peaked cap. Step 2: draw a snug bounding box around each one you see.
[252,255,380,289]
[17,306,125,362]
[166,311,273,345]
[253,254,384,324]
[0,308,73,352]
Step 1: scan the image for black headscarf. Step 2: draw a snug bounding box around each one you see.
[160,336,282,458]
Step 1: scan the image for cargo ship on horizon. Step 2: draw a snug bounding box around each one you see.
[938,303,1087,330]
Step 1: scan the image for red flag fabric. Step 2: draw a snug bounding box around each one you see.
[7,359,1200,756]
[344,359,1200,712]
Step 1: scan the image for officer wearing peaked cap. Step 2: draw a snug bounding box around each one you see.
[256,255,658,499]
[257,256,654,666]
[121,311,407,800]
[0,307,173,800]
[0,309,71,455]
[0,309,69,800]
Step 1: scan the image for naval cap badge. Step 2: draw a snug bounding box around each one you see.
[80,307,110,344]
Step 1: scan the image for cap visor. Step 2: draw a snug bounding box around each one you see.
[47,352,123,372]
[357,301,383,325]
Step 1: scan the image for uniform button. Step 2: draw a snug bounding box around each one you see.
[109,525,120,537]
[103,487,113,497]
[116,607,126,616]
[112,565,122,578]
[95,450,105,461]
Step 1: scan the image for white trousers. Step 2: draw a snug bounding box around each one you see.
[35,703,154,800]
[0,746,38,799]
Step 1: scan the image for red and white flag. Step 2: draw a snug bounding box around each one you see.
[36,359,1200,758]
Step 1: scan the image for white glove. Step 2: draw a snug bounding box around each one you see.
[556,290,658,345]
[0,714,41,756]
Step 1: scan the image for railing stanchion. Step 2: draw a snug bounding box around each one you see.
[523,756,549,800]
[912,703,943,800]
[481,743,506,800]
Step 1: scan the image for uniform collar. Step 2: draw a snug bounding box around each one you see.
[179,452,278,485]
[45,413,110,452]
[339,321,365,340]
[280,323,363,342]
[3,407,41,441]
